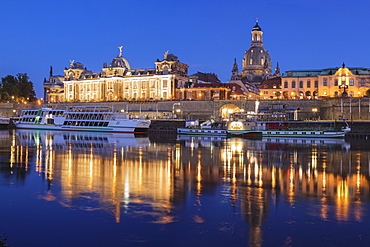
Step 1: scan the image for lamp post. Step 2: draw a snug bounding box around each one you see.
[339,84,348,97]
[312,108,318,120]
[172,102,181,119]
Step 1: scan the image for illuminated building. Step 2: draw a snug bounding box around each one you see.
[281,63,370,99]
[229,20,275,87]
[44,49,189,102]
[259,77,282,99]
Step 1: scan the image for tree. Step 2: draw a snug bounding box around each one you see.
[366,89,370,97]
[1,73,36,102]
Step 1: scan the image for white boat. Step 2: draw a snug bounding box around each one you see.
[15,105,151,134]
[177,119,228,136]
[0,116,10,128]
[227,120,350,138]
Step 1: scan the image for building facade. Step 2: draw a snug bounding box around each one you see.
[259,77,282,99]
[281,64,370,99]
[44,49,189,103]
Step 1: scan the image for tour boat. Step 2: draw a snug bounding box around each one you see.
[227,120,350,138]
[15,105,151,133]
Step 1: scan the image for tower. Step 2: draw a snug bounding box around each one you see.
[230,58,240,80]
[241,20,273,86]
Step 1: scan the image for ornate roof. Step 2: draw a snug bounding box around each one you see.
[252,20,262,31]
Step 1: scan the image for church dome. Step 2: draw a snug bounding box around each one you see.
[110,56,131,69]
[243,46,271,68]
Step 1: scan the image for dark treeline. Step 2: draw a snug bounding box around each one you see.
[1,73,37,102]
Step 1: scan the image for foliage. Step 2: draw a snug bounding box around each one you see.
[0,73,37,102]
[366,89,370,97]
[0,234,9,247]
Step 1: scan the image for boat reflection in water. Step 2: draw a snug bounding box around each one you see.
[3,129,370,246]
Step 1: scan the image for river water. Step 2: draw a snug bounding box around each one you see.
[0,129,370,247]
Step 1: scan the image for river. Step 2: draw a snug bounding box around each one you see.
[0,129,369,246]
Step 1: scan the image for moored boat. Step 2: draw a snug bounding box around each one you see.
[177,119,229,136]
[15,105,151,134]
[227,120,350,138]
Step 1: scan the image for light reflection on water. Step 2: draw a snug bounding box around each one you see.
[0,130,370,246]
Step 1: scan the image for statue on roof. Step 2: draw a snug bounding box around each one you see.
[118,46,123,57]
[164,50,169,60]
[69,59,74,68]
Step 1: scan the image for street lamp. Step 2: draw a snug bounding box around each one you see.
[312,108,318,120]
[339,84,348,97]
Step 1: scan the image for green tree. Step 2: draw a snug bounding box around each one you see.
[366,89,370,97]
[1,73,36,101]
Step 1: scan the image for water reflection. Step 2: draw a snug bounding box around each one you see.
[1,130,370,246]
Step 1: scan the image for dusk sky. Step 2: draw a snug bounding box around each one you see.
[1,0,370,98]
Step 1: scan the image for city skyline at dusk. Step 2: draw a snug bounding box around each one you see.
[1,0,370,97]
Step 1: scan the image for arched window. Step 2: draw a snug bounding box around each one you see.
[264,84,268,89]
[163,66,168,75]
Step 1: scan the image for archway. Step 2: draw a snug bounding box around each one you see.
[219,104,242,120]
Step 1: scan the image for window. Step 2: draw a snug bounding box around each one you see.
[163,80,168,87]
[299,81,303,88]
[350,91,354,97]
[250,59,253,65]
[349,79,354,86]
[334,79,338,86]
[314,81,318,88]
[163,92,167,99]
[307,80,311,88]
[292,81,296,88]
[264,84,268,89]
[273,84,277,89]
[361,79,365,86]
[264,91,268,94]
[323,78,328,86]
[284,81,288,88]
[334,91,338,97]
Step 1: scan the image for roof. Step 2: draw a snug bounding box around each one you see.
[283,67,370,77]
[260,77,281,89]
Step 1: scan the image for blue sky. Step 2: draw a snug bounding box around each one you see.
[1,0,370,98]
